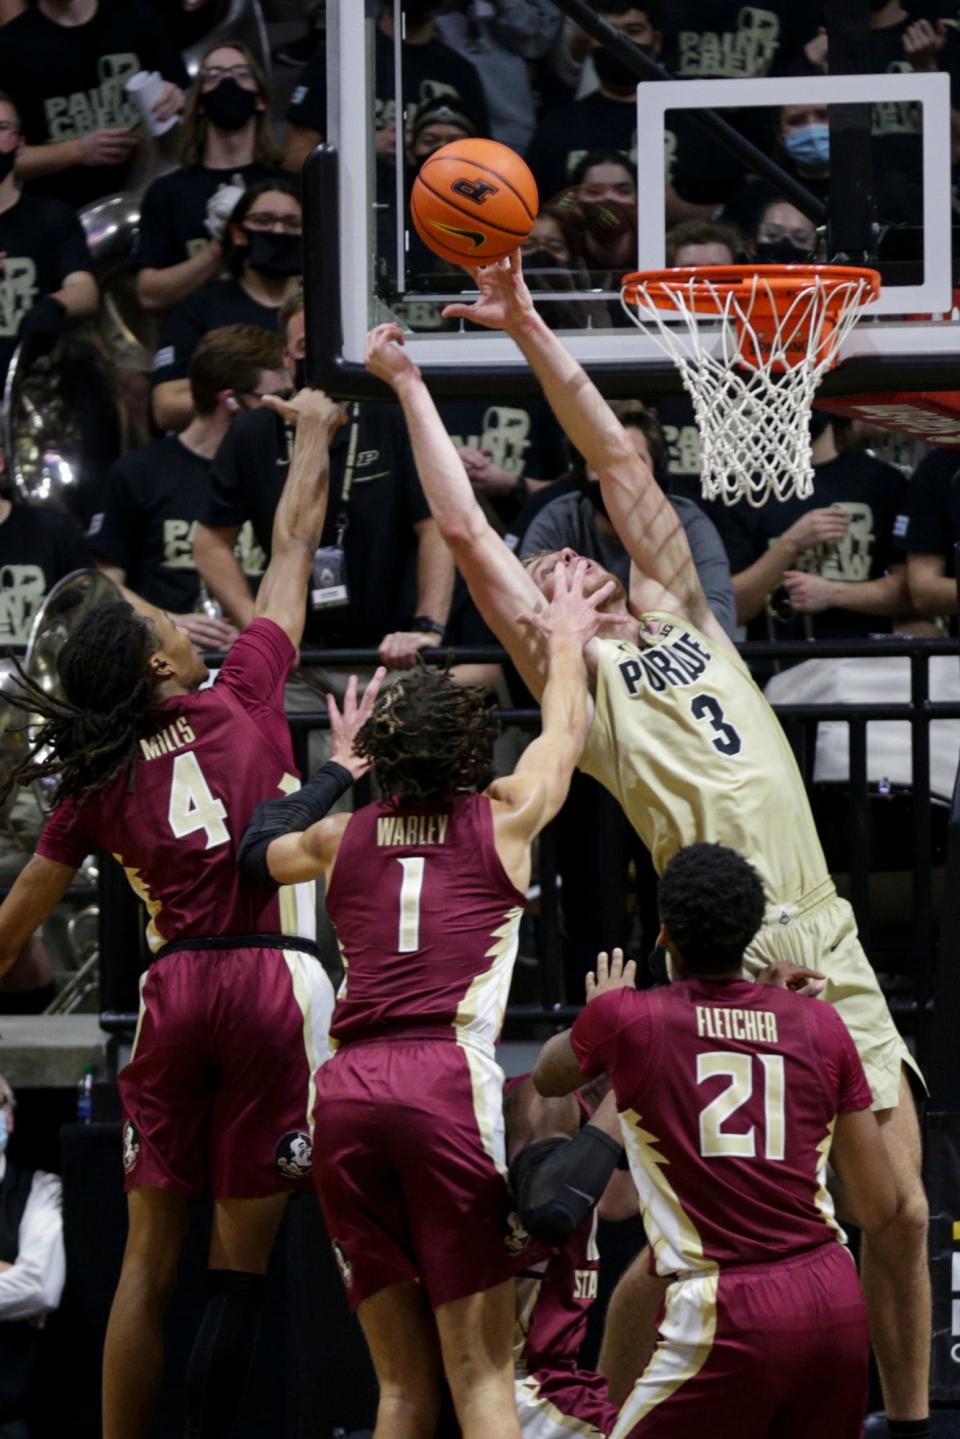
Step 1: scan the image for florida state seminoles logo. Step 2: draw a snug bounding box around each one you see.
[451,177,500,205]
[274,1130,313,1179]
[504,1210,530,1255]
[122,1121,140,1174]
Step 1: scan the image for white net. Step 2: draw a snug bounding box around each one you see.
[620,269,879,506]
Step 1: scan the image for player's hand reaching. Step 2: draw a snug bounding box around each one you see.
[517,557,627,650]
[365,323,422,389]
[586,947,637,1001]
[327,668,388,780]
[756,960,827,998]
[442,250,535,334]
[262,389,347,436]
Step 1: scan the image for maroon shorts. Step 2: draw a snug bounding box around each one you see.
[613,1243,869,1439]
[313,1034,523,1310]
[517,1367,617,1437]
[119,945,334,1200]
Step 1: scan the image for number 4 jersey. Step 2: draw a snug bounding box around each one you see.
[36,619,315,949]
[580,614,830,908]
[571,980,873,1274]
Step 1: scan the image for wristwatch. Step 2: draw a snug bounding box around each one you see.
[411,615,446,638]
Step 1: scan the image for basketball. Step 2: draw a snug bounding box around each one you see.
[411,138,539,268]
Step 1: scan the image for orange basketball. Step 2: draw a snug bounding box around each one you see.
[411,139,539,268]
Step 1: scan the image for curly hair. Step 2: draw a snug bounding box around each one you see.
[658,843,766,975]
[354,668,499,805]
[1,603,163,807]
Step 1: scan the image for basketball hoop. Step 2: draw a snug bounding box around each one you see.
[620,264,881,506]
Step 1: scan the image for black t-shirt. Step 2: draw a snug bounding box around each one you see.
[204,405,430,646]
[660,1,820,79]
[88,434,264,612]
[0,194,91,384]
[134,163,279,271]
[709,449,907,642]
[0,502,92,645]
[0,0,189,209]
[288,28,489,138]
[899,448,960,566]
[152,281,278,386]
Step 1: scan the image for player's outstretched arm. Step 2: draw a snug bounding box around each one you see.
[489,561,615,883]
[252,389,347,650]
[0,855,76,977]
[444,254,730,649]
[365,322,552,698]
[238,670,387,885]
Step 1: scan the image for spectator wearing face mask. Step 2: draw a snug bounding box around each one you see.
[283,0,489,173]
[151,178,302,432]
[135,42,285,317]
[728,189,821,265]
[775,102,830,203]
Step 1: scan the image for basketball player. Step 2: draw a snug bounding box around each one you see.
[363,252,930,1432]
[535,843,897,1437]
[0,389,365,1439]
[506,1074,631,1439]
[238,561,614,1439]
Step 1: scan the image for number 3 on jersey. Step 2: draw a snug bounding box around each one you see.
[167,751,229,849]
[690,694,742,756]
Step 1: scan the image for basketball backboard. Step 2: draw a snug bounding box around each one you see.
[305,0,960,413]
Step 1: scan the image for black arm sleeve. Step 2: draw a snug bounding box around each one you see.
[237,762,354,883]
[508,1125,624,1247]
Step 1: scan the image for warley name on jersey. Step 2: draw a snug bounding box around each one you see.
[376,814,451,847]
[617,624,713,696]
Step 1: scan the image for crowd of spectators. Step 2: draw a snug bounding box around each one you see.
[0,0,956,1009]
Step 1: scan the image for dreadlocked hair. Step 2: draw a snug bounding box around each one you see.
[1,602,163,807]
[354,667,499,805]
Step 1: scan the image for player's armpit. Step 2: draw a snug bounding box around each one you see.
[533,1030,587,1098]
[0,855,76,975]
[829,1108,898,1235]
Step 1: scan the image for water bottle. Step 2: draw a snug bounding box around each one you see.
[77,1063,95,1123]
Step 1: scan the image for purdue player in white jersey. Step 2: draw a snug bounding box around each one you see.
[364,250,929,1433]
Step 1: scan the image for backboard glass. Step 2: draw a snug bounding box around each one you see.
[306,0,960,408]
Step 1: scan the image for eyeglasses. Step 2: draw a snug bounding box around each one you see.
[200,64,257,89]
[244,211,302,234]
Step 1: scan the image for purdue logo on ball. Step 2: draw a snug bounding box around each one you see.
[274,1130,313,1179]
[122,1121,140,1174]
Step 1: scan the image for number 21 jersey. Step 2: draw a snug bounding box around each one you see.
[36,619,314,949]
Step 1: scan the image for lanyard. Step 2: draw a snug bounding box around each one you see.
[336,404,361,547]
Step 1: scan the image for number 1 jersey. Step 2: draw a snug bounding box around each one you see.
[36,619,315,949]
[325,791,525,1050]
[571,980,873,1274]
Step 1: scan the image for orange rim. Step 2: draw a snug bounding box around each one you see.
[621,263,882,320]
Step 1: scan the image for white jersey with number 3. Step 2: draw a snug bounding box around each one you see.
[579,615,829,907]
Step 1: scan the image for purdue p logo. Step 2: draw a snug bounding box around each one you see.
[451,177,499,205]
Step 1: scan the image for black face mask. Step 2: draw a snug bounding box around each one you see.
[593,43,653,91]
[202,78,258,132]
[753,237,815,265]
[0,148,16,185]
[243,229,302,278]
[523,249,562,269]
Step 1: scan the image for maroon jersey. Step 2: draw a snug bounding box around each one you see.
[37,619,315,949]
[326,791,525,1048]
[571,979,873,1274]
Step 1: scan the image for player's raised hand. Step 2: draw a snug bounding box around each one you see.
[262,389,347,436]
[327,667,388,780]
[586,947,637,1001]
[442,249,535,333]
[517,557,628,648]
[365,323,422,388]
